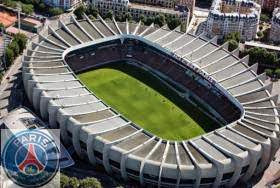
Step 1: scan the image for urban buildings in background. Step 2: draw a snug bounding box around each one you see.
[44,0,81,10]
[261,0,280,11]
[90,0,193,25]
[205,0,261,41]
[270,8,280,43]
[130,0,195,15]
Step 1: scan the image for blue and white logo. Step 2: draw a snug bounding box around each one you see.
[2,129,60,187]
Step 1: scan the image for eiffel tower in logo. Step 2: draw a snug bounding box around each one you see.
[18,144,44,175]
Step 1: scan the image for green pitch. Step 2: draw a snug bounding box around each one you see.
[78,63,216,140]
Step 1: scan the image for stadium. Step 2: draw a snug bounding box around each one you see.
[22,14,280,187]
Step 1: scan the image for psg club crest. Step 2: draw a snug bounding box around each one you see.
[1,129,60,187]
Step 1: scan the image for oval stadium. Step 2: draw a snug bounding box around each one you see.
[22,14,280,187]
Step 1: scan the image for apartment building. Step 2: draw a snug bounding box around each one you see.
[205,0,261,41]
[44,0,81,10]
[90,0,190,24]
[270,8,280,43]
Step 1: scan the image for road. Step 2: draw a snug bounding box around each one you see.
[0,54,24,118]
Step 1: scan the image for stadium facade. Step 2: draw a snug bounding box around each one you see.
[22,14,279,187]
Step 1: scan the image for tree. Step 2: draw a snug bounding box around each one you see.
[88,14,95,20]
[124,12,132,21]
[265,69,273,77]
[180,22,187,32]
[275,69,280,78]
[13,33,27,53]
[154,14,165,27]
[38,2,46,11]
[0,23,5,33]
[245,47,278,67]
[224,32,240,43]
[74,5,86,20]
[22,4,34,15]
[139,14,147,23]
[68,177,79,188]
[228,39,238,52]
[79,177,102,188]
[260,13,270,23]
[86,5,99,18]
[145,16,155,26]
[166,17,181,30]
[263,51,277,65]
[257,31,264,38]
[49,7,64,16]
[260,29,269,42]
[8,41,20,57]
[105,10,113,19]
[5,48,14,67]
[3,0,17,8]
[60,174,70,188]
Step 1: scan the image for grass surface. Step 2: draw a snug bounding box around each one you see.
[78,63,216,140]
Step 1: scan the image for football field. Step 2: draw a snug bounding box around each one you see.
[78,63,216,140]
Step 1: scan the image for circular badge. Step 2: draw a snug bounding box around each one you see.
[2,129,60,187]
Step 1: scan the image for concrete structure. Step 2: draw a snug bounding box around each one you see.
[44,0,81,10]
[18,17,43,33]
[270,8,280,43]
[90,0,189,24]
[205,0,261,41]
[22,14,279,187]
[245,41,280,54]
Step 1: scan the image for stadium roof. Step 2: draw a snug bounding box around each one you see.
[22,14,280,187]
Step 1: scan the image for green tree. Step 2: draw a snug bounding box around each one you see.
[225,32,240,43]
[245,47,278,66]
[60,174,70,188]
[22,4,34,15]
[264,51,277,65]
[86,5,99,18]
[0,23,5,33]
[8,41,20,57]
[124,12,132,21]
[74,5,86,20]
[257,31,264,38]
[3,0,17,8]
[105,10,113,19]
[49,7,64,16]
[139,14,146,23]
[154,14,165,27]
[79,177,102,188]
[5,47,14,67]
[180,22,187,32]
[69,177,79,188]
[260,13,270,22]
[275,69,280,78]
[13,33,27,53]
[115,15,122,22]
[38,2,46,11]
[228,39,238,52]
[265,69,273,77]
[166,17,181,30]
[88,14,95,20]
[145,16,155,26]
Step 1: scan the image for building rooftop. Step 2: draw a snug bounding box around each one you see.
[129,3,185,15]
[2,107,46,129]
